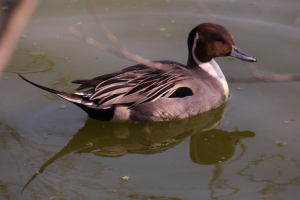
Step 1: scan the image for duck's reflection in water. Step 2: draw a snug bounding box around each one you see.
[22,103,255,192]
[190,129,254,165]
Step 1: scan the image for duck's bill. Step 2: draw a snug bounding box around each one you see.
[230,45,257,62]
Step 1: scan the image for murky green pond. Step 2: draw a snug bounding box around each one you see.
[1,0,300,199]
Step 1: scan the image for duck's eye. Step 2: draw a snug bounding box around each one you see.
[216,39,223,43]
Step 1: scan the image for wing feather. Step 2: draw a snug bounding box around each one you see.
[90,84,133,100]
[95,79,127,91]
[71,61,193,108]
[129,83,175,108]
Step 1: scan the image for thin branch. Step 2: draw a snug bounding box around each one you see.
[0,0,40,77]
[67,26,168,70]
[68,0,172,71]
[295,13,300,25]
[67,26,125,59]
[227,62,300,83]
[85,0,128,55]
[194,0,217,24]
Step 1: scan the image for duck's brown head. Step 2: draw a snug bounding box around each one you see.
[187,23,257,66]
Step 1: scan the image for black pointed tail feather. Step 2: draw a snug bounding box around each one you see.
[71,79,88,84]
[18,74,83,101]
[18,74,115,121]
[18,74,65,95]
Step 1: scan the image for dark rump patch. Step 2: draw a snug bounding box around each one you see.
[76,104,115,121]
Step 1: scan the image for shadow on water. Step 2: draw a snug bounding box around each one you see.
[22,102,255,193]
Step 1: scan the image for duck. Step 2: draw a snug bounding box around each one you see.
[19,23,257,122]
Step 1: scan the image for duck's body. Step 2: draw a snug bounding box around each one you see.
[19,23,256,122]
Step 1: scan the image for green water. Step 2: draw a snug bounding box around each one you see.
[1,0,300,199]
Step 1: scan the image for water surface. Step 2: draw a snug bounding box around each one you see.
[1,0,300,199]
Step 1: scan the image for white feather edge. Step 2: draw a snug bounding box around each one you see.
[57,94,112,109]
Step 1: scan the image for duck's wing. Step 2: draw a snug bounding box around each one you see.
[72,61,194,108]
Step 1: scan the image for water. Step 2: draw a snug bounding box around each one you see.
[1,0,300,199]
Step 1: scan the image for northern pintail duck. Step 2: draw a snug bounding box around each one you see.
[19,23,256,122]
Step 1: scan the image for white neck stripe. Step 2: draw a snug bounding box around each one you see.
[192,33,224,79]
[192,33,229,98]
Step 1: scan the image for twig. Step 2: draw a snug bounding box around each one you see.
[67,25,170,71]
[227,62,300,82]
[67,26,126,59]
[0,0,40,77]
[68,0,172,71]
[85,0,128,56]
[194,0,217,24]
[295,13,300,25]
[227,75,300,83]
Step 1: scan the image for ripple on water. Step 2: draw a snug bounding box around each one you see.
[4,49,55,74]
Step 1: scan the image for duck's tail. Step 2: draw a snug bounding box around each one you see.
[18,74,84,102]
[18,74,115,120]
